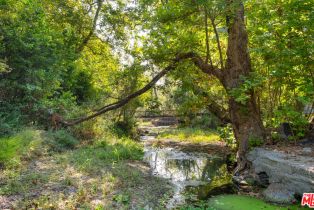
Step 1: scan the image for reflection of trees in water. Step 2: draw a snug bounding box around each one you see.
[184,164,233,200]
[147,149,227,183]
[165,156,225,181]
[146,148,234,206]
[165,159,198,180]
[201,158,226,181]
[147,149,233,205]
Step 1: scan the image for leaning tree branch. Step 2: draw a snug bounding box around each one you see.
[61,52,221,126]
[190,82,230,124]
[62,54,187,126]
[181,52,223,80]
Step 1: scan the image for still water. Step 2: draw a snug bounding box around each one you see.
[141,127,232,208]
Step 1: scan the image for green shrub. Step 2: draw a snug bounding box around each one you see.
[0,129,44,167]
[111,119,138,139]
[0,110,24,136]
[47,129,79,152]
[218,124,236,149]
[248,135,263,148]
[272,106,309,140]
[71,117,107,140]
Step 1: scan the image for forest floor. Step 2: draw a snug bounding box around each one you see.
[1,123,311,209]
[0,129,174,209]
[0,122,228,209]
[0,156,173,209]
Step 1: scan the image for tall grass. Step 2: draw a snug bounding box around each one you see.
[0,129,44,167]
[64,136,143,173]
[0,128,81,168]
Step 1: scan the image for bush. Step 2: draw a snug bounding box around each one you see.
[111,119,138,139]
[0,110,24,136]
[273,106,309,140]
[218,124,236,149]
[47,129,79,152]
[71,117,108,141]
[190,114,219,129]
[0,129,44,168]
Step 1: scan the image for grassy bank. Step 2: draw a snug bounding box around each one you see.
[0,128,172,209]
[158,127,221,144]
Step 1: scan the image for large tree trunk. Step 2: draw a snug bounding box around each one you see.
[223,0,265,173]
[228,96,265,173]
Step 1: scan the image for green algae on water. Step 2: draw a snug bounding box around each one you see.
[204,195,304,210]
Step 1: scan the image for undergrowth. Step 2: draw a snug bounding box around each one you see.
[0,129,45,168]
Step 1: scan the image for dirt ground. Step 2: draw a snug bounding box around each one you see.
[0,152,173,209]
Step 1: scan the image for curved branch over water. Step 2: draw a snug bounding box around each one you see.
[61,52,221,126]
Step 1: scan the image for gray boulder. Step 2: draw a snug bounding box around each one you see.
[248,148,314,203]
[262,183,295,204]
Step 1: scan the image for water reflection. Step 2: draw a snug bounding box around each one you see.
[143,146,230,208]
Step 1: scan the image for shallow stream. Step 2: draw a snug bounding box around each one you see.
[140,125,301,209]
[140,126,233,208]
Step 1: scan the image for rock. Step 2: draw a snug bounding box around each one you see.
[232,174,256,192]
[263,183,295,204]
[256,172,269,187]
[278,122,293,140]
[248,148,314,197]
[302,147,312,154]
[299,138,314,145]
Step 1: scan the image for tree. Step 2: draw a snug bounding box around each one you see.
[247,0,313,135]
[58,0,265,172]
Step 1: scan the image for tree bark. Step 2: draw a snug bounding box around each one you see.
[223,0,265,173]
[228,95,265,173]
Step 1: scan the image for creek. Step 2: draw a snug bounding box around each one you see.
[140,125,234,208]
[139,124,301,210]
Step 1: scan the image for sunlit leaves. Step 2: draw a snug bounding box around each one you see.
[247,0,313,126]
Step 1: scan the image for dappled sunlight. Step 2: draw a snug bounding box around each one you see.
[0,128,176,209]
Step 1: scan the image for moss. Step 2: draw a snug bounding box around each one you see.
[205,195,304,210]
